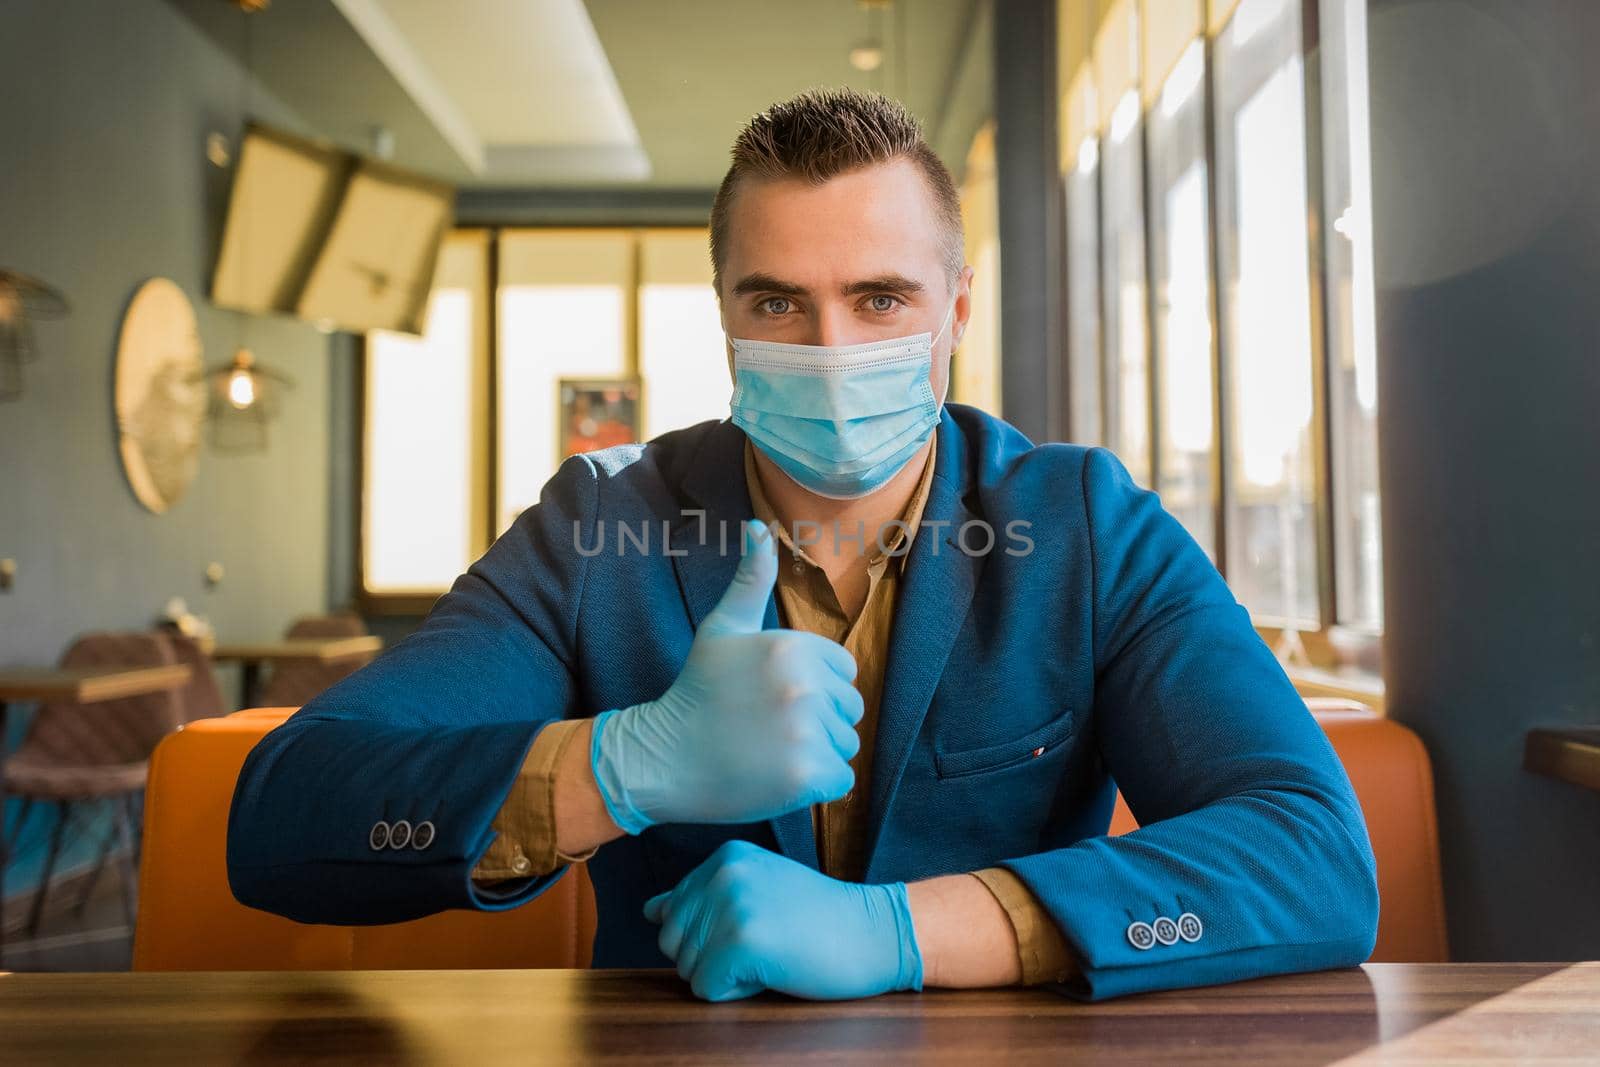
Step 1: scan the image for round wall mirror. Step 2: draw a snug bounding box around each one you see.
[115,278,206,513]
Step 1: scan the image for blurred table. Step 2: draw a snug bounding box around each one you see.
[0,664,192,961]
[1525,726,1600,793]
[210,636,383,708]
[0,964,1595,1064]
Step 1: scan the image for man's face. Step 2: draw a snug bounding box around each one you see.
[718,157,974,402]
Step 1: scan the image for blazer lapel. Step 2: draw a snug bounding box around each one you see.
[862,413,983,882]
[668,421,820,870]
[669,421,751,631]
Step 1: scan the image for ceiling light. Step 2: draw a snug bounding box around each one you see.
[850,43,884,72]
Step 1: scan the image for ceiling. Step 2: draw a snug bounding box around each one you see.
[165,0,987,191]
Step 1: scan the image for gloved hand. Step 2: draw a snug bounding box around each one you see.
[590,527,865,833]
[644,840,924,1001]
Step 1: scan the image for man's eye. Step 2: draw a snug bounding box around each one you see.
[867,295,901,313]
[760,297,793,316]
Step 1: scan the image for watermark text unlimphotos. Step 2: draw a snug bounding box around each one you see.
[572,513,1034,559]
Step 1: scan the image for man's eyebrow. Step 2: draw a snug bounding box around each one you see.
[729,272,928,298]
[730,272,809,297]
[840,274,926,297]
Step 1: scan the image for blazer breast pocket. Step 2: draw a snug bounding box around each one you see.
[932,708,1078,780]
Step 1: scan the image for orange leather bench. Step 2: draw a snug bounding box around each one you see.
[133,709,596,971]
[1109,699,1448,962]
[137,701,1445,970]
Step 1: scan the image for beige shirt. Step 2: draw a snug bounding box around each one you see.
[472,441,1074,985]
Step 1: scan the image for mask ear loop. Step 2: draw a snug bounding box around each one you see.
[931,297,958,348]
[931,296,959,406]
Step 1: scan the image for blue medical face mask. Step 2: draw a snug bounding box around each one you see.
[728,299,955,500]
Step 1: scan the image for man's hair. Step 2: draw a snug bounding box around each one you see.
[709,87,965,294]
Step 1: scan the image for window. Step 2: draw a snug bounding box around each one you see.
[1320,0,1382,632]
[1061,0,1383,665]
[639,230,732,442]
[955,122,1002,412]
[1101,88,1152,486]
[360,227,726,607]
[1146,38,1217,559]
[1063,69,1102,446]
[360,231,489,605]
[1213,0,1319,625]
[1065,147,1103,448]
[497,231,633,534]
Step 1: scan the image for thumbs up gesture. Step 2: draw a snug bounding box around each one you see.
[590,527,865,833]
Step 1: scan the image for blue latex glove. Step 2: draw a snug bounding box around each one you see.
[643,840,924,1002]
[590,527,865,833]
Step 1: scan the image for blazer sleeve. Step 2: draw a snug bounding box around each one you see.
[1000,447,1379,1001]
[226,453,601,925]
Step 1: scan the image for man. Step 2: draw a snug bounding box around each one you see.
[228,89,1378,1002]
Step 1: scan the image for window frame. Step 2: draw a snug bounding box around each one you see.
[1099,91,1154,487]
[1211,0,1325,629]
[1144,37,1220,562]
[1062,139,1104,449]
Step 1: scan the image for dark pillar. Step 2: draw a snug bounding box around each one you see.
[992,0,1062,442]
[1369,0,1600,960]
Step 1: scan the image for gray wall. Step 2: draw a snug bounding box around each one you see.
[1,0,342,894]
[0,0,340,669]
[1369,0,1600,960]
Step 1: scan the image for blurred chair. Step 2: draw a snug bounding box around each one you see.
[2,631,186,934]
[133,708,597,971]
[1107,698,1448,963]
[158,629,226,723]
[255,611,376,709]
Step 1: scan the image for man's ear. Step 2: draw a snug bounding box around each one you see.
[953,264,976,348]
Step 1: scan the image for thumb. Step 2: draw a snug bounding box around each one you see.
[700,524,777,635]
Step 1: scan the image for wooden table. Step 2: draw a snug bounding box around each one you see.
[0,964,1594,1064]
[0,665,192,959]
[210,637,383,708]
[1525,726,1600,792]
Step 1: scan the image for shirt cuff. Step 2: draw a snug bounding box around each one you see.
[470,719,596,883]
[970,867,1079,985]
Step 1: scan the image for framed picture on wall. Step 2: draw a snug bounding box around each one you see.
[558,377,642,459]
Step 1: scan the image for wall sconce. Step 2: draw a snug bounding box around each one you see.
[204,347,293,452]
[0,270,70,402]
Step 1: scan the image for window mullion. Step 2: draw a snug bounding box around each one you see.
[1202,33,1230,583]
[1299,0,1340,632]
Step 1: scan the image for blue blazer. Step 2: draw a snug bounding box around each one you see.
[228,404,1378,1000]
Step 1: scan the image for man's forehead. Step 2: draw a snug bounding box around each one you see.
[720,160,947,281]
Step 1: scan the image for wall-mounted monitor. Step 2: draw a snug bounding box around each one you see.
[209,123,453,336]
[295,161,452,336]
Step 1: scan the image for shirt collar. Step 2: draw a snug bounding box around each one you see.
[743,439,937,571]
